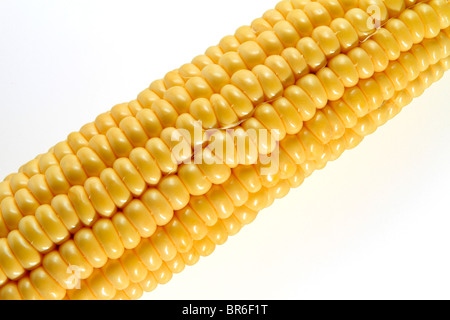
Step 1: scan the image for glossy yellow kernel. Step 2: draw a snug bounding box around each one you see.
[316,67,345,101]
[66,280,96,300]
[189,98,218,129]
[18,277,42,300]
[328,54,360,87]
[219,35,240,53]
[305,111,334,144]
[385,19,414,52]
[106,127,133,158]
[165,253,185,274]
[135,108,163,139]
[80,122,99,141]
[0,211,9,238]
[86,269,116,300]
[74,228,107,269]
[58,240,93,280]
[18,215,55,254]
[245,187,270,211]
[45,165,70,195]
[0,237,25,280]
[119,116,149,148]
[358,78,384,111]
[272,97,304,135]
[188,196,218,229]
[360,40,390,73]
[0,181,13,202]
[122,283,143,300]
[66,186,96,227]
[271,180,291,199]
[145,137,177,174]
[163,71,183,90]
[330,18,359,52]
[112,158,145,197]
[141,188,174,226]
[312,26,341,58]
[273,20,300,47]
[344,129,363,149]
[347,47,375,79]
[42,251,72,290]
[414,3,441,39]
[88,134,117,167]
[197,151,232,184]
[100,168,132,209]
[165,217,193,253]
[287,9,313,37]
[206,185,234,219]
[242,117,277,155]
[221,84,256,117]
[27,174,53,204]
[95,112,117,135]
[218,52,246,77]
[0,282,22,300]
[205,46,224,64]
[233,206,258,226]
[53,141,73,162]
[284,85,316,121]
[123,199,156,238]
[30,267,66,300]
[430,0,450,29]
[38,153,58,173]
[176,206,208,241]
[103,259,130,290]
[264,55,295,87]
[60,154,88,186]
[67,132,88,153]
[150,228,177,262]
[112,213,140,250]
[373,72,396,100]
[384,61,409,91]
[342,86,370,117]
[297,37,326,71]
[254,103,286,140]
[206,221,228,245]
[233,165,262,193]
[164,86,192,115]
[280,134,306,165]
[221,214,242,236]
[84,177,117,217]
[257,31,284,56]
[345,8,375,39]
[252,65,284,100]
[372,28,401,61]
[35,204,69,244]
[185,77,214,100]
[298,127,325,160]
[281,47,309,79]
[120,251,147,284]
[135,239,163,272]
[297,74,328,109]
[194,237,216,257]
[111,103,133,124]
[92,219,124,260]
[9,173,29,193]
[13,188,38,217]
[178,164,212,196]
[304,2,332,26]
[157,175,190,211]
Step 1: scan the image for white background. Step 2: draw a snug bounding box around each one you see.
[1,0,450,300]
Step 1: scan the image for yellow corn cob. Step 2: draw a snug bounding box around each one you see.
[0,0,449,300]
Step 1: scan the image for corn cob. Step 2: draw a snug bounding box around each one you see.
[0,0,449,300]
